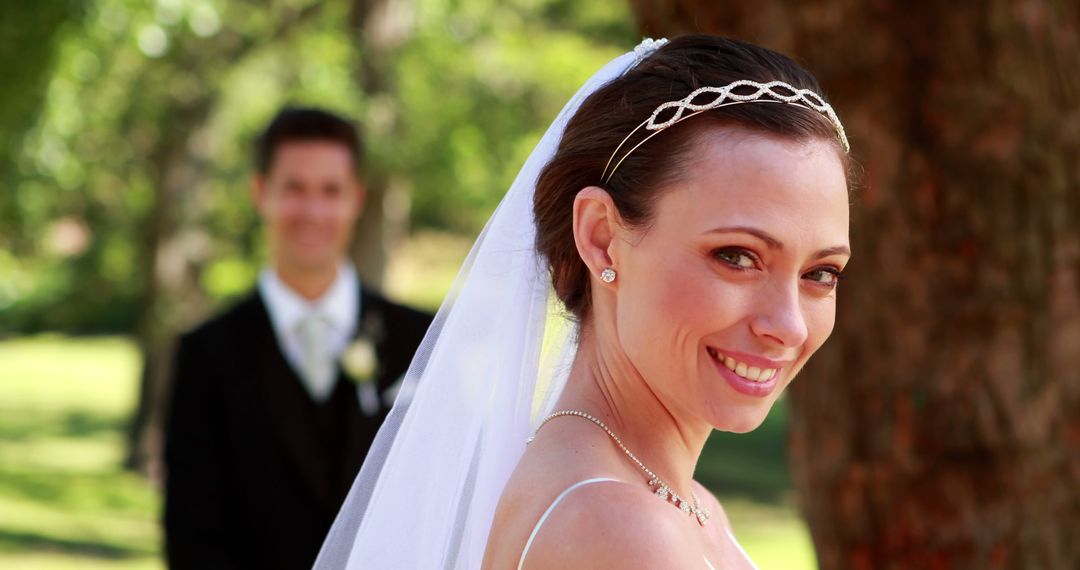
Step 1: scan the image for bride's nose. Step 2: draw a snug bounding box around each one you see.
[748,278,809,348]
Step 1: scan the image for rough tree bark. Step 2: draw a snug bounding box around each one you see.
[627,1,1080,568]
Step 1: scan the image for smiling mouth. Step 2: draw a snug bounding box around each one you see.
[706,347,779,383]
[291,232,331,245]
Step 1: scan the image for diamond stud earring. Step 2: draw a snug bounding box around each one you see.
[600,268,617,283]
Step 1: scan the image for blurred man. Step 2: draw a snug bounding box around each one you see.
[163,107,432,569]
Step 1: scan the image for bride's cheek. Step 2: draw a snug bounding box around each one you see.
[804,301,837,354]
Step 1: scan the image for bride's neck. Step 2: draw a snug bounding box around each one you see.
[555,324,711,498]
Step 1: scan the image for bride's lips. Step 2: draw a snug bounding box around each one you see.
[706,347,790,398]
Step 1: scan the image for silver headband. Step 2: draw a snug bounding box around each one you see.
[601,79,850,183]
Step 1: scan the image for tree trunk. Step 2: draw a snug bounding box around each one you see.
[348,0,414,289]
[627,2,1080,568]
[125,100,215,481]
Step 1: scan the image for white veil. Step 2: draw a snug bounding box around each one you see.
[314,41,663,570]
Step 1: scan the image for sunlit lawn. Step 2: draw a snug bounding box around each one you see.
[0,336,161,569]
[0,232,816,569]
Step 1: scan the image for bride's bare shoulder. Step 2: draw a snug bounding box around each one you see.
[518,479,701,569]
[691,480,734,532]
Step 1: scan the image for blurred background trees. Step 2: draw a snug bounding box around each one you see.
[1,0,631,335]
[0,0,633,480]
[631,1,1080,568]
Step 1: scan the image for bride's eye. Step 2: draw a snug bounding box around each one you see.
[712,248,757,270]
[804,267,842,288]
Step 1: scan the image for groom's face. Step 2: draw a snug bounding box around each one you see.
[252,140,364,276]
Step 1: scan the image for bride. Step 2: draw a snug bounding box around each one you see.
[316,35,851,569]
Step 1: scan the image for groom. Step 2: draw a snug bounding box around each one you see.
[163,107,432,569]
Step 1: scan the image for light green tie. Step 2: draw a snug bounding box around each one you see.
[296,311,335,402]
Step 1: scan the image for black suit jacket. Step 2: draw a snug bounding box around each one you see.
[163,285,432,569]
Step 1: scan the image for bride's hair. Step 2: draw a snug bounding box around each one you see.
[534,35,850,320]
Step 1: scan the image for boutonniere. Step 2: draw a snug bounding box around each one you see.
[341,336,378,385]
[342,309,386,386]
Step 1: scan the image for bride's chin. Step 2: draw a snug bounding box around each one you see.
[706,405,772,434]
[720,418,766,434]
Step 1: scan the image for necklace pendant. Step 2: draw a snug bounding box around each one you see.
[540,410,711,526]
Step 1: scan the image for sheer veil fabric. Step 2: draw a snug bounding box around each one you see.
[314,44,658,569]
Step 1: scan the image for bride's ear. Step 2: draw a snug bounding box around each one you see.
[572,186,622,286]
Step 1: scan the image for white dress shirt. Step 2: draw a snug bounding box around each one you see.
[258,263,359,402]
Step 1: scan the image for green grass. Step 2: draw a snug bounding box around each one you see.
[722,495,818,569]
[0,336,162,569]
[0,319,817,568]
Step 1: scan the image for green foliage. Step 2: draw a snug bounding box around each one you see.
[699,400,797,503]
[0,0,637,335]
[0,0,83,187]
[391,0,631,229]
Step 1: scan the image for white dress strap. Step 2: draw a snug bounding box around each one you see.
[517,477,619,570]
[726,527,759,569]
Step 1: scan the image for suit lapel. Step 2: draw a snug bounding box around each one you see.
[357,288,393,392]
[247,293,334,507]
[349,289,389,414]
[335,287,386,492]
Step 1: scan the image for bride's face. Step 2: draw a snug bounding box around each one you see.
[611,130,850,433]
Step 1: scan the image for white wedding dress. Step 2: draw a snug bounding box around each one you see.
[516,478,759,570]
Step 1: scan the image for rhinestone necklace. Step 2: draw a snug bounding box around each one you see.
[528,409,710,526]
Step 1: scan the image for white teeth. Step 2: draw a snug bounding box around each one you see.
[711,349,779,383]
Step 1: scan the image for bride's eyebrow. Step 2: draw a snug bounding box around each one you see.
[813,245,852,259]
[703,226,782,249]
[703,226,851,259]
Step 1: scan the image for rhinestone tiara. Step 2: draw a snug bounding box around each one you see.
[632,37,669,65]
[601,79,850,183]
